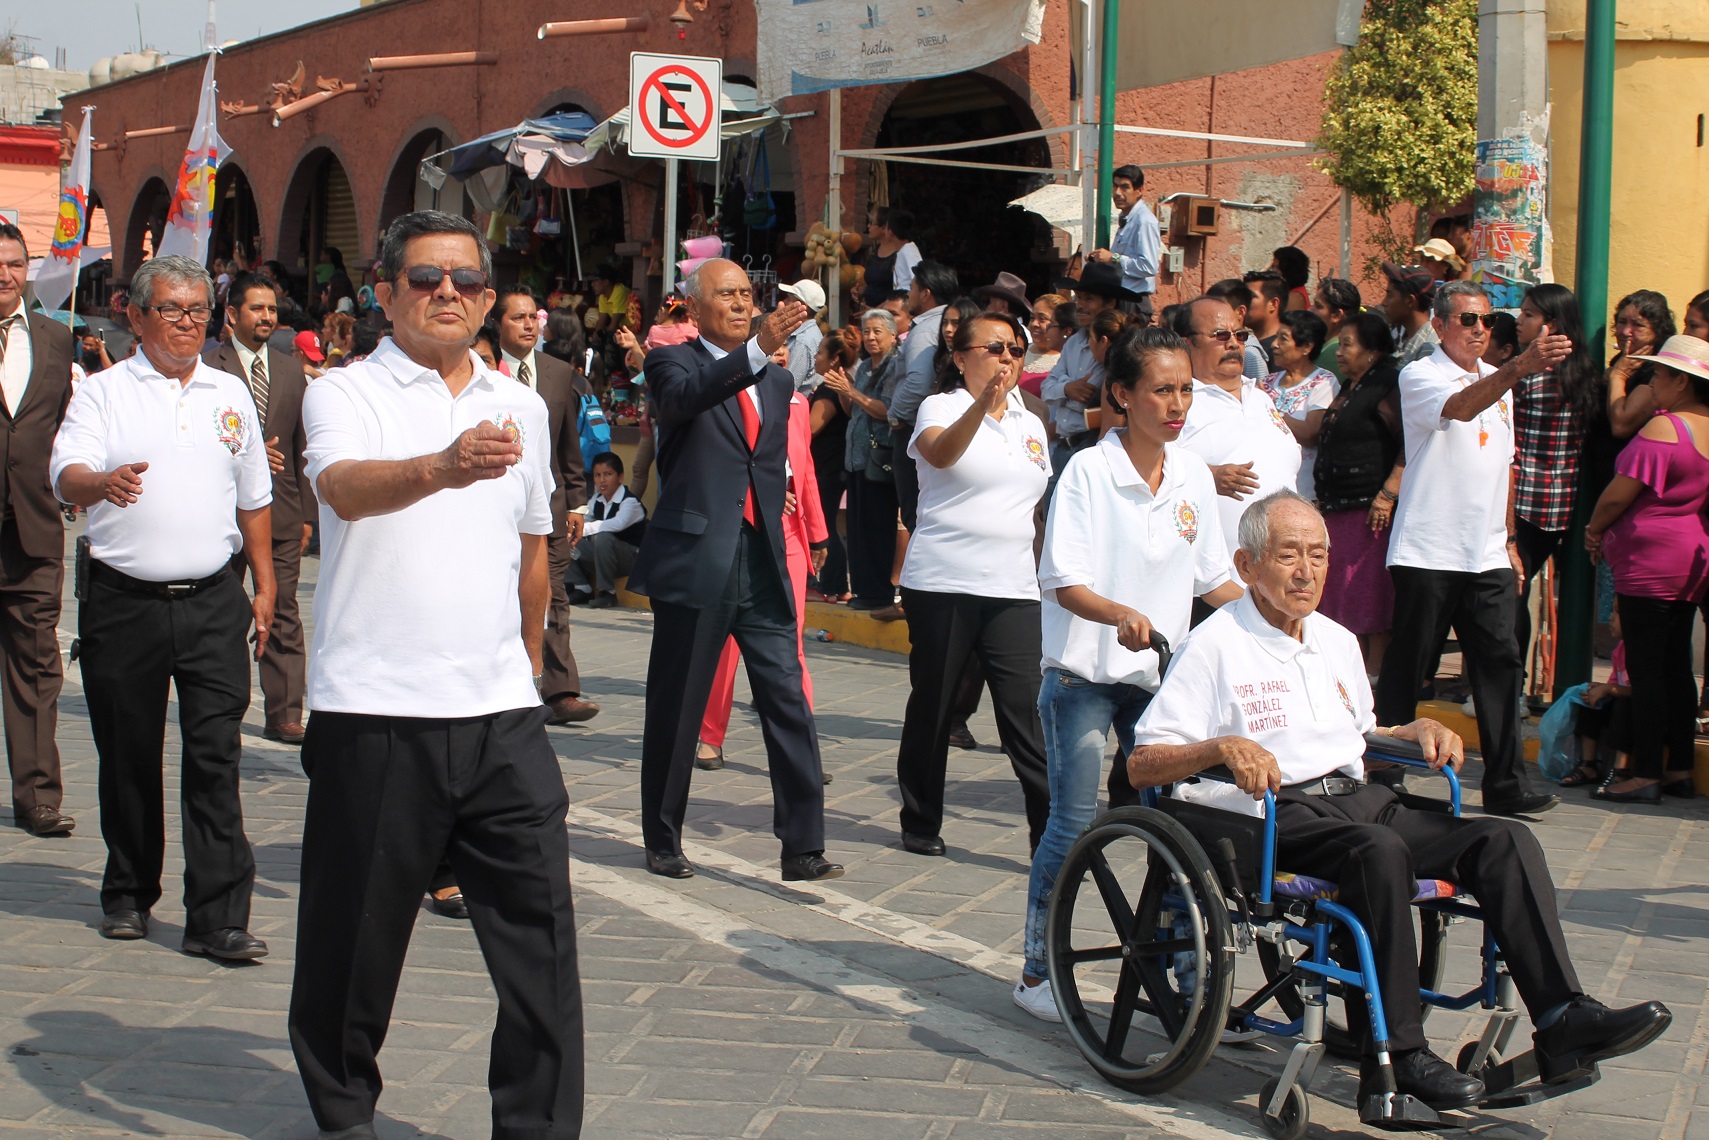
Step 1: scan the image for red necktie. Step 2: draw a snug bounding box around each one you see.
[739,389,760,526]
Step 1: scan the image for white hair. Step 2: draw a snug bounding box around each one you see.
[130,255,214,308]
[1237,489,1328,560]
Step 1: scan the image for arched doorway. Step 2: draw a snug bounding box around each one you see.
[277,147,360,309]
[123,176,171,275]
[211,161,261,266]
[868,73,1054,298]
[380,127,466,237]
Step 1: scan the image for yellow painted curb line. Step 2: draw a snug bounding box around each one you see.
[614,581,912,654]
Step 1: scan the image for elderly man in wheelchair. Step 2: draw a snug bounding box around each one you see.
[1051,489,1669,1132]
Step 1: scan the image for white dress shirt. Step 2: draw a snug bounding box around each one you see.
[583,485,645,537]
[50,352,272,581]
[0,307,33,415]
[302,339,554,719]
[501,347,539,391]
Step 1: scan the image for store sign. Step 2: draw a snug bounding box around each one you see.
[628,52,723,161]
[755,0,1046,102]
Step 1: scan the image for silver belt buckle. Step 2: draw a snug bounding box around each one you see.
[165,582,195,598]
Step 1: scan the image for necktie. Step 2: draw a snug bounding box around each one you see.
[518,360,532,389]
[739,389,760,526]
[0,313,16,365]
[250,352,270,426]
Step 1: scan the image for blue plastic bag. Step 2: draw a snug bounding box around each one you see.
[1536,683,1594,783]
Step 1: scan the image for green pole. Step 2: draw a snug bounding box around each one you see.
[1555,0,1616,695]
[1095,0,1120,249]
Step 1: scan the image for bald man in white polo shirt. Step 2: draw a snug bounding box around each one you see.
[288,211,582,1140]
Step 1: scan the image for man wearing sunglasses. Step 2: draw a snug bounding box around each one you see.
[1376,279,1573,818]
[290,211,584,1140]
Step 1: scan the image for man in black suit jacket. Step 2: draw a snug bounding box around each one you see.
[0,223,76,836]
[629,259,842,883]
[204,272,313,743]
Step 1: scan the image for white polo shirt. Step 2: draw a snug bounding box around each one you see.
[302,338,554,719]
[1039,437,1232,688]
[1177,378,1302,561]
[1388,347,1513,574]
[1134,592,1375,816]
[50,351,271,581]
[903,387,1051,600]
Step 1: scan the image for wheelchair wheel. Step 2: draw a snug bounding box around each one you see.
[1258,1077,1310,1140]
[1256,908,1448,1059]
[1045,807,1235,1094]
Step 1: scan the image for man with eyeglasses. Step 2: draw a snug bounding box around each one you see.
[287,211,584,1140]
[50,255,276,956]
[1172,296,1302,562]
[1375,280,1573,818]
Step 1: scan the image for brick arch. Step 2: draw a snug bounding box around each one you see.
[122,171,174,278]
[379,116,467,236]
[275,136,362,278]
[529,88,605,121]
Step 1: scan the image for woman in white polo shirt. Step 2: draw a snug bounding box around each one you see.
[1013,325,1245,1021]
[895,312,1053,857]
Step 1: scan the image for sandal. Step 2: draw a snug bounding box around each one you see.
[1559,764,1601,788]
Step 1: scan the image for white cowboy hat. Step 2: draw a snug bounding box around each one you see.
[1631,335,1709,384]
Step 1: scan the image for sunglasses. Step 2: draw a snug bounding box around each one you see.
[400,265,489,297]
[1454,312,1500,329]
[1194,327,1253,344]
[973,342,1026,359]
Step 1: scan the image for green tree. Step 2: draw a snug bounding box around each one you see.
[1316,0,1478,256]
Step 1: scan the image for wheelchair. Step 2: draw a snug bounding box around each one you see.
[1043,730,1599,1138]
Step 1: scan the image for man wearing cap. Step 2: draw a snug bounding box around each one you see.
[1376,280,1573,818]
[778,279,826,393]
[1414,238,1466,283]
[974,272,1032,320]
[1382,264,1440,369]
[1043,262,1125,464]
[1089,164,1160,323]
[293,329,326,376]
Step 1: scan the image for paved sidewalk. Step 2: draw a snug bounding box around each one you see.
[1,554,1706,1138]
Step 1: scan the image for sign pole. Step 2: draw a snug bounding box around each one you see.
[827,86,842,329]
[663,156,680,298]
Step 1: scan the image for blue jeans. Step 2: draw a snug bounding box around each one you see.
[1022,667,1153,980]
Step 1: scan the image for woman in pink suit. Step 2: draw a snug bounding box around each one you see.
[696,341,837,769]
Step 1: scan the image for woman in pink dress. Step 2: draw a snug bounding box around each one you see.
[696,384,830,769]
[1585,335,1709,803]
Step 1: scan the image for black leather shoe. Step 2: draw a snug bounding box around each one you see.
[16,805,74,835]
[182,928,269,960]
[99,909,148,940]
[316,1125,378,1140]
[781,851,844,882]
[646,849,694,878]
[1483,790,1560,816]
[901,831,946,856]
[429,890,470,920]
[1599,781,1663,805]
[947,724,977,750]
[1359,1048,1486,1110]
[1534,996,1672,1082]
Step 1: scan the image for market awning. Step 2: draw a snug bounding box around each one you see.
[420,111,599,185]
[1008,183,1086,254]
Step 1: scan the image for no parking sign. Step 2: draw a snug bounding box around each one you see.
[628,52,723,161]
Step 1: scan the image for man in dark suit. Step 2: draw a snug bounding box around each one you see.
[0,222,75,836]
[205,271,313,744]
[629,258,842,883]
[492,287,598,724]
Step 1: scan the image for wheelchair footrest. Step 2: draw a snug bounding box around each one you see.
[1470,1050,1600,1109]
[1357,1093,1444,1132]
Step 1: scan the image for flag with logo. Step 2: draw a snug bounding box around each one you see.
[157,52,229,263]
[32,107,92,314]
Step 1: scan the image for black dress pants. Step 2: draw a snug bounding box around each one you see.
[845,474,899,605]
[79,568,254,933]
[1616,593,1699,780]
[1376,565,1534,801]
[1275,784,1580,1053]
[289,706,583,1138]
[813,463,848,596]
[892,423,921,533]
[640,525,826,858]
[896,588,1050,847]
[1513,520,1563,684]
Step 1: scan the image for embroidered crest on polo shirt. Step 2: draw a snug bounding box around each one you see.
[213,407,247,455]
[1336,678,1355,716]
[1024,435,1047,471]
[1267,401,1289,434]
[1174,499,1199,543]
[492,413,525,456]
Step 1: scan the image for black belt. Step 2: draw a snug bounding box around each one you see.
[1292,775,1362,797]
[90,558,236,599]
[1065,429,1099,450]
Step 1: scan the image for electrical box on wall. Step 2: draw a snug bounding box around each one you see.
[1167,246,1185,274]
[1181,196,1220,237]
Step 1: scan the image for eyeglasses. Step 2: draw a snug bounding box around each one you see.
[973,342,1026,359]
[400,265,489,297]
[1193,327,1252,344]
[1453,312,1500,329]
[139,303,215,326]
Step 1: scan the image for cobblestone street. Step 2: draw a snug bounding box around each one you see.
[2,556,1707,1138]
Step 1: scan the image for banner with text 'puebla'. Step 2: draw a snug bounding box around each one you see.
[755,0,1046,103]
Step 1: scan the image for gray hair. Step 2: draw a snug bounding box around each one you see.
[129,255,214,308]
[1432,279,1488,321]
[378,210,492,284]
[860,308,897,335]
[1237,489,1328,560]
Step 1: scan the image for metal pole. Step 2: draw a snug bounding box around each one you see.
[828,86,842,329]
[1556,0,1617,694]
[1338,187,1352,279]
[663,157,680,298]
[1095,0,1120,250]
[1078,0,1097,253]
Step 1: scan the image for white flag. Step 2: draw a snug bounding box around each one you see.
[32,108,92,313]
[157,52,230,263]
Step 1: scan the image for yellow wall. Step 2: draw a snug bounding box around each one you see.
[1547,0,1709,327]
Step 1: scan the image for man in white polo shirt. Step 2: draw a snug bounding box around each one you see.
[288,212,582,1140]
[1173,296,1302,562]
[1131,490,1671,1113]
[50,255,275,958]
[1374,280,1571,817]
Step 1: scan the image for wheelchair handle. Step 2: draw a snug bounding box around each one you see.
[1150,631,1172,678]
